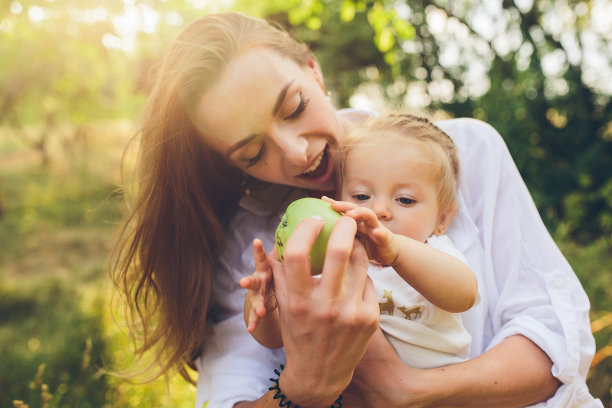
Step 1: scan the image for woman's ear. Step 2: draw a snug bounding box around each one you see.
[435,204,458,235]
[307,57,325,91]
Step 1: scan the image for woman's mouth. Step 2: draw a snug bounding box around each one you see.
[300,146,330,180]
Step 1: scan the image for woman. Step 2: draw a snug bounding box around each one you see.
[112,11,601,408]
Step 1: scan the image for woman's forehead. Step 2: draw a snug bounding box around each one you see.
[193,48,304,148]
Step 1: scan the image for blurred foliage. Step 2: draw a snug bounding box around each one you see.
[560,238,612,405]
[0,125,195,407]
[255,0,612,244]
[0,279,108,408]
[2,0,608,242]
[0,0,611,406]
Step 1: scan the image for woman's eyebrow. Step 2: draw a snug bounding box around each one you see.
[272,79,294,115]
[226,79,295,159]
[226,133,257,160]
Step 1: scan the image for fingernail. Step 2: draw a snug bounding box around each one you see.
[311,215,324,221]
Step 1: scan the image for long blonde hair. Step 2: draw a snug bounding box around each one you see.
[111,12,313,383]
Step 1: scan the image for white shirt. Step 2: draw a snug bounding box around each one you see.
[195,117,602,408]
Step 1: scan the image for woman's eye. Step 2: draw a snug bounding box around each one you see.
[284,92,310,120]
[244,143,266,168]
[397,197,415,205]
[353,194,370,202]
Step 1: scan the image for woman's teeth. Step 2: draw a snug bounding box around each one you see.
[303,153,323,175]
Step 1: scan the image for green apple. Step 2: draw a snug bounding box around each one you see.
[275,197,342,275]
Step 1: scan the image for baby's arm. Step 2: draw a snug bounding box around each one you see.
[326,198,477,313]
[239,239,283,349]
[391,234,477,313]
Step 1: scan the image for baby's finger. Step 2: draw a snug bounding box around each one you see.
[253,239,269,271]
[255,303,267,318]
[239,276,255,289]
[321,195,335,204]
[322,196,358,214]
[371,227,391,243]
[347,207,379,229]
[246,312,260,333]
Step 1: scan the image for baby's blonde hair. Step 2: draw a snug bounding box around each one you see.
[340,112,460,216]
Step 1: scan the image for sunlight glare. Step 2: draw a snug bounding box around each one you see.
[102,33,124,50]
[10,1,23,14]
[28,6,46,22]
[187,0,235,11]
[0,20,14,32]
[111,3,159,53]
[166,11,184,27]
[69,7,108,25]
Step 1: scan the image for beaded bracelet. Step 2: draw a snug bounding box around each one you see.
[269,364,343,408]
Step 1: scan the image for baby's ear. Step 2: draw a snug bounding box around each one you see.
[435,203,458,235]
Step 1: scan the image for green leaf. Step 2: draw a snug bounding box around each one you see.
[376,26,395,52]
[367,4,389,32]
[384,50,397,66]
[340,0,356,22]
[288,6,312,25]
[392,18,415,39]
[306,16,322,31]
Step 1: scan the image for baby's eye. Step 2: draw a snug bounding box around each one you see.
[353,194,370,202]
[397,197,415,205]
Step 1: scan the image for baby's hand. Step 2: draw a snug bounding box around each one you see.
[239,239,277,333]
[323,196,400,266]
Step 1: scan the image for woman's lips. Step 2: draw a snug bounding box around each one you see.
[300,146,329,179]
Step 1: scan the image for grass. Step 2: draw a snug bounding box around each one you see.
[559,239,612,405]
[0,123,195,407]
[0,122,610,406]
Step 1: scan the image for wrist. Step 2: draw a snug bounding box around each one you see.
[277,364,346,408]
[388,235,403,269]
[409,366,456,408]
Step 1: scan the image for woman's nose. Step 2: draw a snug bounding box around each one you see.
[268,124,308,165]
[372,199,392,221]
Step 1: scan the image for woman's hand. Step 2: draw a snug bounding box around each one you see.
[270,215,380,407]
[323,196,400,266]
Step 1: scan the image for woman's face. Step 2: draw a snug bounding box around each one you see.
[192,48,350,192]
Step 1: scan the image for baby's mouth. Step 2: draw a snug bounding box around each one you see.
[300,146,329,179]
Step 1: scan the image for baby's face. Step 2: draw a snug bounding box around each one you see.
[340,142,441,243]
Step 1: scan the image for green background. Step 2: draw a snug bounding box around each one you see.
[1,0,610,406]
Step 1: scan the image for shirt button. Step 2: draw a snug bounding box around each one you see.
[554,277,566,288]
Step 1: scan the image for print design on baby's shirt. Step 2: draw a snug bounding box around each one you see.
[378,290,422,321]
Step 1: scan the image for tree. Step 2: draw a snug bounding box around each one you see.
[0,0,148,163]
